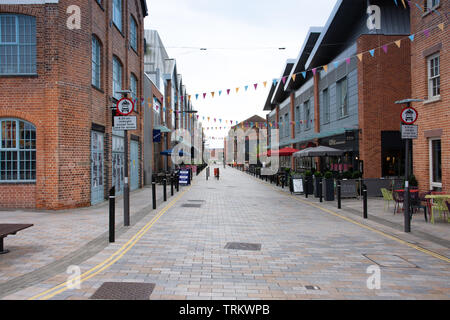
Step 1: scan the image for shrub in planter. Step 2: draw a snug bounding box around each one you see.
[323,171,335,201]
[342,171,353,180]
[314,172,323,198]
[352,171,362,179]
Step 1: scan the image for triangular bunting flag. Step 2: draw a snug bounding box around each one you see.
[263,81,267,88]
[282,76,287,84]
[382,45,388,53]
[312,68,317,75]
[333,61,339,69]
[401,0,406,8]
[211,92,215,98]
[357,53,363,61]
[369,49,375,57]
[236,88,239,93]
[323,65,328,72]
[254,83,258,90]
[395,40,401,48]
[438,23,444,31]
[301,71,306,79]
[245,85,248,91]
[273,79,278,86]
[409,34,415,42]
[227,89,231,95]
[292,74,297,81]
[203,93,207,99]
[195,94,199,100]
[219,90,222,96]
[424,29,430,37]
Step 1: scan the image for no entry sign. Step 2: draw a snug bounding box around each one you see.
[116,98,135,116]
[401,107,418,125]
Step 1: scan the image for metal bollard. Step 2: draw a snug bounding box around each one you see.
[176,174,179,192]
[171,175,174,196]
[337,180,341,209]
[363,184,368,219]
[163,179,167,202]
[319,179,323,203]
[109,187,115,243]
[152,181,157,210]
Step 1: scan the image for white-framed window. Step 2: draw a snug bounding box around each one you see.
[112,56,122,100]
[130,16,137,51]
[0,119,36,182]
[337,77,348,118]
[112,0,122,32]
[153,99,161,126]
[427,53,440,99]
[0,14,36,75]
[91,36,101,88]
[322,88,330,124]
[429,138,442,189]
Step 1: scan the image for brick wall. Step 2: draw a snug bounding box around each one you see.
[0,0,146,209]
[410,2,448,192]
[357,34,411,179]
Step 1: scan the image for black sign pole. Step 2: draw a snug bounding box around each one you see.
[124,128,130,227]
[404,135,411,233]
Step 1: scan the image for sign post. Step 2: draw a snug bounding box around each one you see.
[115,96,135,227]
[396,99,421,233]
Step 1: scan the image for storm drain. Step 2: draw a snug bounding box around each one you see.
[90,282,155,300]
[181,203,202,208]
[305,285,321,291]
[363,254,419,268]
[225,242,261,251]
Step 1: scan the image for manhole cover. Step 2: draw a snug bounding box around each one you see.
[182,204,202,208]
[363,254,418,268]
[90,282,155,300]
[188,200,206,203]
[225,242,261,251]
[305,285,320,291]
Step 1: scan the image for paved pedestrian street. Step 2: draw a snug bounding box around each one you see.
[1,167,449,300]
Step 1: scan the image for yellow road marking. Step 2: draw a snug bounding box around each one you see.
[250,173,450,263]
[29,186,191,300]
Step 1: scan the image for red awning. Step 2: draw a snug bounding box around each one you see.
[261,147,300,157]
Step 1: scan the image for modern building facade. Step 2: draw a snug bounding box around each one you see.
[410,0,447,192]
[0,0,148,209]
[264,0,412,178]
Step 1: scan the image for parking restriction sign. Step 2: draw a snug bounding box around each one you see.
[401,107,418,125]
[116,98,135,116]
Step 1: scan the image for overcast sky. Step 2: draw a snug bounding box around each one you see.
[144,0,336,148]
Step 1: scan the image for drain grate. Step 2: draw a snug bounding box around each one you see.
[90,282,155,300]
[188,200,206,203]
[182,204,202,208]
[363,254,419,268]
[305,285,320,291]
[225,242,261,251]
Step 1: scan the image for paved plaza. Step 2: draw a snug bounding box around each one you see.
[1,167,449,300]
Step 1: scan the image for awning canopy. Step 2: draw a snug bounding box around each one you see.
[294,146,344,157]
[154,125,171,133]
[160,149,190,157]
[261,147,300,157]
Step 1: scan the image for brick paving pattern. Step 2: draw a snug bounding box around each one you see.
[1,167,449,300]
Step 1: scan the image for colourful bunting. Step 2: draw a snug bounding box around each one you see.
[382,45,388,53]
[357,53,363,61]
[395,40,401,48]
[292,74,297,82]
[312,68,317,75]
[369,49,375,57]
[424,29,430,37]
[346,58,351,65]
[254,83,258,90]
[438,23,444,31]
[301,71,306,79]
[323,65,328,73]
[409,34,415,42]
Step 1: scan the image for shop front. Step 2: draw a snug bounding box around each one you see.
[319,131,360,174]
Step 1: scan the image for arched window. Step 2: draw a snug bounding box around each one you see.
[0,14,36,75]
[0,119,36,182]
[112,56,123,100]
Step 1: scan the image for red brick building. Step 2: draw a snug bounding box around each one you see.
[410,0,447,192]
[0,0,148,209]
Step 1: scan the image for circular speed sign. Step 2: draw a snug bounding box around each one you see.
[400,107,418,125]
[116,98,135,116]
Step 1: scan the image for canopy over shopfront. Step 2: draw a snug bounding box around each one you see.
[294,146,344,157]
[160,149,190,157]
[261,147,300,157]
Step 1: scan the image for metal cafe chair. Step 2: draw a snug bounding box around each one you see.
[392,190,404,215]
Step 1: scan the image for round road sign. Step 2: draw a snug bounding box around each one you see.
[401,107,418,125]
[116,98,135,116]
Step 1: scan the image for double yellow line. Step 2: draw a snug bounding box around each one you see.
[251,173,450,264]
[29,186,190,300]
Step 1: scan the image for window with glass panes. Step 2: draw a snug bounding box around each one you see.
[130,16,137,51]
[112,0,122,32]
[304,100,311,130]
[92,36,101,88]
[337,77,348,118]
[112,56,122,100]
[428,53,440,98]
[0,14,36,75]
[0,119,36,182]
[322,88,330,123]
[130,73,137,104]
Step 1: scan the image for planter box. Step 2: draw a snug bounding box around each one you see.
[303,177,313,195]
[323,178,335,201]
[314,177,322,198]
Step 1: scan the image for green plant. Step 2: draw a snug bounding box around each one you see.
[343,171,352,179]
[324,171,333,179]
[314,171,323,178]
[409,175,418,187]
[304,170,312,177]
[352,171,362,179]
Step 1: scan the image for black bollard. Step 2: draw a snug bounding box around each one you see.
[109,187,115,243]
[363,184,368,219]
[319,179,323,203]
[176,174,179,192]
[163,179,167,202]
[171,175,174,196]
[152,181,157,210]
[337,180,341,209]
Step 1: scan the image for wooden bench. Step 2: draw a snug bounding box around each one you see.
[0,224,33,255]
